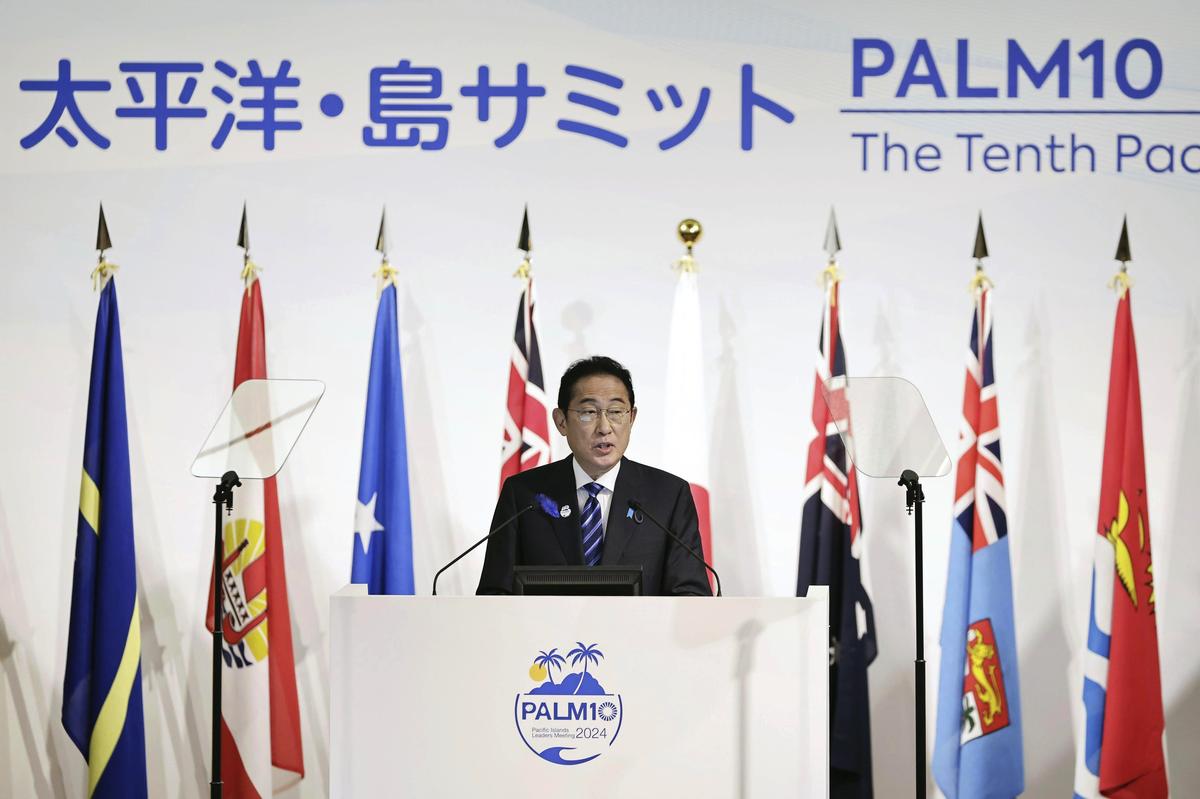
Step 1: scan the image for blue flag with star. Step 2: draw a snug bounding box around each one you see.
[350,283,415,594]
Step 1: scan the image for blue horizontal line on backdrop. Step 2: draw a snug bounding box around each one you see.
[839,108,1200,115]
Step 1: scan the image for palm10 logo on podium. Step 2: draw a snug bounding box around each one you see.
[514,641,622,765]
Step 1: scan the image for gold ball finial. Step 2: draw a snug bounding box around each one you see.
[677,218,702,251]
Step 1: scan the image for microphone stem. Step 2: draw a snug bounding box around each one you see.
[432,502,534,596]
[632,502,721,597]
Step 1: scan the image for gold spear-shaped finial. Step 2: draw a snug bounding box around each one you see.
[823,207,841,265]
[1108,216,1133,297]
[969,212,994,294]
[91,203,119,289]
[96,204,112,253]
[675,218,702,273]
[376,206,390,261]
[237,202,259,289]
[514,204,533,281]
[820,207,843,296]
[373,205,398,293]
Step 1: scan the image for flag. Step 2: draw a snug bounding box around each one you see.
[1073,289,1167,798]
[499,277,551,488]
[205,274,304,798]
[796,279,876,799]
[62,277,148,798]
[350,282,415,594]
[662,264,714,567]
[932,286,1024,798]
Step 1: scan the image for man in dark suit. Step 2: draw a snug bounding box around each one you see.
[477,356,712,596]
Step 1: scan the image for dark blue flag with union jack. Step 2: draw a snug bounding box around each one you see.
[797,278,877,799]
[499,277,551,489]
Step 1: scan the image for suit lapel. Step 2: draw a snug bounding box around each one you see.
[547,457,584,565]
[601,459,639,566]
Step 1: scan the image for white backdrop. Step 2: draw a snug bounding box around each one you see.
[1,1,1198,796]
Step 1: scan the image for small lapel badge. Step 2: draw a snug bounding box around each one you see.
[626,507,643,524]
[559,505,571,518]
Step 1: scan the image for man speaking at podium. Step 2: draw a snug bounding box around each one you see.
[477,356,712,596]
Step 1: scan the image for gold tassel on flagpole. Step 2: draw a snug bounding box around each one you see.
[91,255,119,291]
[374,258,398,296]
[1108,267,1132,298]
[513,254,532,282]
[241,254,261,292]
[968,264,994,295]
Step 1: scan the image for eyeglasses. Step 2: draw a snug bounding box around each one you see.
[568,407,632,425]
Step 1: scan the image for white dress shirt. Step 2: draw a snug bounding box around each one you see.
[571,457,621,537]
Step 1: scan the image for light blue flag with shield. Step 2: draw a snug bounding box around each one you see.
[62,274,149,798]
[932,286,1024,798]
[350,280,415,594]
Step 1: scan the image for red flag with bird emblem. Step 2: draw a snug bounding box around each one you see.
[1076,288,1167,798]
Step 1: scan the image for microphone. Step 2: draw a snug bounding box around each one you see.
[628,499,722,597]
[431,493,558,595]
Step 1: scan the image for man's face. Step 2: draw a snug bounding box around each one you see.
[552,374,637,480]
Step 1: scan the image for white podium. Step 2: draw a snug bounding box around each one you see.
[330,586,829,798]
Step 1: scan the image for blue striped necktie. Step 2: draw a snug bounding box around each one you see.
[581,482,604,566]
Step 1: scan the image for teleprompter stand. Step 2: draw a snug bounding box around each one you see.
[192,379,324,797]
[819,377,950,799]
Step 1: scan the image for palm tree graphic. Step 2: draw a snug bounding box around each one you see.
[567,642,604,695]
[534,648,566,685]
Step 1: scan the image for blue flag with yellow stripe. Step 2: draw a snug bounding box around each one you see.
[62,278,147,798]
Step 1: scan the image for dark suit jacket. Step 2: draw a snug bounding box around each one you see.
[476,456,712,596]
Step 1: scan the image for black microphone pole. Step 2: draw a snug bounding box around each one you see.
[627,499,721,597]
[432,503,535,595]
[898,469,926,799]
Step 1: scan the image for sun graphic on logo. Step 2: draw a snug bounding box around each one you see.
[528,662,548,681]
[598,701,617,721]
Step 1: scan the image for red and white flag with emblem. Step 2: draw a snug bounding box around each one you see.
[205,273,304,798]
[662,265,714,573]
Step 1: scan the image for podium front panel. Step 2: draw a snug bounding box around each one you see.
[331,588,828,798]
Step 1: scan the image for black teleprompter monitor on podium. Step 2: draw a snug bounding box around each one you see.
[512,565,643,596]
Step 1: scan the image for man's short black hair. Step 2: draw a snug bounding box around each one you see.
[557,356,635,410]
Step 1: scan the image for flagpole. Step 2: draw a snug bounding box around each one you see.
[499,204,552,489]
[515,203,532,282]
[68,205,151,795]
[805,208,881,797]
[208,205,254,798]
